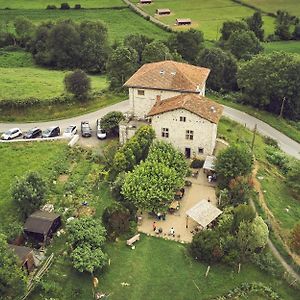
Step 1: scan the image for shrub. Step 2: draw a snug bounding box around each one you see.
[60,3,70,10]
[190,159,204,169]
[251,252,282,277]
[46,5,57,9]
[265,146,289,173]
[263,136,278,148]
[74,4,81,9]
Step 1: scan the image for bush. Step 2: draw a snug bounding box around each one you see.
[263,136,278,148]
[251,252,282,277]
[46,5,57,9]
[60,3,70,10]
[265,146,289,173]
[74,4,81,9]
[190,159,204,169]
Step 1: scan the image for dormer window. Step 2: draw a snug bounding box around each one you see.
[180,116,186,122]
[137,89,145,96]
[160,70,165,75]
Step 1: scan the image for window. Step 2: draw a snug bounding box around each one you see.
[186,130,193,140]
[180,116,186,122]
[198,147,204,154]
[137,89,145,96]
[162,128,169,138]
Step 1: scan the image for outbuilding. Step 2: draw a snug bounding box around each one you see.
[176,18,192,25]
[140,0,152,4]
[9,244,36,273]
[24,210,61,244]
[156,8,171,15]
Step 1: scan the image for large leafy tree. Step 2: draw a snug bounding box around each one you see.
[219,20,249,42]
[225,30,263,60]
[238,52,300,120]
[197,47,238,91]
[147,141,188,180]
[275,10,298,40]
[141,41,172,64]
[107,46,138,90]
[12,172,46,220]
[13,17,35,48]
[215,145,253,188]
[168,29,204,63]
[0,234,27,300]
[122,161,183,212]
[100,111,125,137]
[245,12,264,41]
[232,204,256,232]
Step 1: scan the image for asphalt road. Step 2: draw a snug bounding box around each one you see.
[0,100,299,159]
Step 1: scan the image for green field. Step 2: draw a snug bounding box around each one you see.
[133,0,275,40]
[0,0,125,9]
[0,49,34,67]
[243,0,300,16]
[264,41,300,55]
[0,67,108,100]
[0,8,170,42]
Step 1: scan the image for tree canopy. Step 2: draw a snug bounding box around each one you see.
[100,111,125,136]
[220,20,249,41]
[245,12,264,41]
[142,41,172,64]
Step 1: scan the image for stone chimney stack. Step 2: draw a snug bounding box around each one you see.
[156,95,161,105]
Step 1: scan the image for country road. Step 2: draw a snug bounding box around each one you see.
[0,101,300,159]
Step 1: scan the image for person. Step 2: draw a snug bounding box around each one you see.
[169,227,175,237]
[152,222,157,232]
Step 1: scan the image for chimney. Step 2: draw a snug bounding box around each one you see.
[155,95,162,105]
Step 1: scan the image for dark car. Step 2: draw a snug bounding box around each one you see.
[42,126,60,138]
[23,127,42,139]
[81,121,92,137]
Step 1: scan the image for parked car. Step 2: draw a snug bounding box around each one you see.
[63,125,77,138]
[23,127,42,139]
[42,126,60,138]
[1,128,22,140]
[96,119,107,140]
[81,121,92,137]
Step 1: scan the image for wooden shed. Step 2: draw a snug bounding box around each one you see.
[24,210,61,244]
[140,0,152,4]
[176,18,192,26]
[9,244,36,273]
[156,8,171,15]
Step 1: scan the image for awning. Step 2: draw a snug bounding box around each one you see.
[203,155,216,171]
[186,200,222,228]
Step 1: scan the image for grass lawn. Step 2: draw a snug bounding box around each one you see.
[0,49,34,67]
[242,0,300,16]
[29,236,299,300]
[132,0,275,40]
[0,0,126,9]
[264,41,300,55]
[0,8,170,42]
[210,93,300,144]
[0,67,108,100]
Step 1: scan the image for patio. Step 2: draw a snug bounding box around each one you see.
[138,168,218,243]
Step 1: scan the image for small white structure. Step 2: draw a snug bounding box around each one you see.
[203,155,216,174]
[186,200,222,229]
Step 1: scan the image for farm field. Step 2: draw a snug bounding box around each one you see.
[133,0,275,40]
[0,8,170,42]
[28,235,299,300]
[264,41,300,55]
[0,67,108,100]
[242,0,300,16]
[0,0,126,9]
[0,49,34,67]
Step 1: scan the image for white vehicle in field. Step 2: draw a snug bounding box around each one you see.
[1,128,22,140]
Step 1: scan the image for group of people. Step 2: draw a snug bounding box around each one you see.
[152,222,175,237]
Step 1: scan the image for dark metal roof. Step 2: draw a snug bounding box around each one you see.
[9,244,33,263]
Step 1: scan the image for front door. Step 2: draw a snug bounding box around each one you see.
[185,147,191,158]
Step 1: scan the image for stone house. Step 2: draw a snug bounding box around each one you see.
[120,60,223,157]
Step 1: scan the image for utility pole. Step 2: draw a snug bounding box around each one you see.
[251,124,257,152]
[279,96,286,118]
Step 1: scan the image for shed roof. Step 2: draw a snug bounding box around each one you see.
[124,60,210,93]
[9,244,33,263]
[186,200,222,228]
[24,210,60,235]
[203,155,216,171]
[157,8,171,13]
[176,18,192,23]
[147,94,223,124]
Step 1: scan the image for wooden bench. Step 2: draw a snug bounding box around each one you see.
[126,234,140,246]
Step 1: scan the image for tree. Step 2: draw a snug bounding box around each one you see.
[107,46,138,90]
[245,12,264,41]
[225,30,263,60]
[100,111,125,137]
[232,204,256,232]
[0,234,27,299]
[290,223,300,255]
[275,10,298,40]
[122,161,183,212]
[219,20,249,41]
[237,52,300,120]
[13,17,35,48]
[197,47,238,91]
[12,172,46,220]
[237,216,269,257]
[227,176,253,206]
[70,245,108,273]
[141,41,172,64]
[64,69,91,100]
[293,24,300,40]
[215,145,253,188]
[147,141,188,180]
[67,217,106,249]
[167,29,204,63]
[124,34,153,63]
[286,160,300,197]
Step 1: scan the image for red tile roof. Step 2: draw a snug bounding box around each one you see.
[124,60,210,93]
[148,94,223,124]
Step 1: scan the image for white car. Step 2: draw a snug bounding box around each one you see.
[1,128,22,140]
[96,119,107,140]
[63,125,77,138]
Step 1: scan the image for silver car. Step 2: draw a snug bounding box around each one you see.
[1,128,22,140]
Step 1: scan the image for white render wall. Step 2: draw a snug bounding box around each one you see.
[129,87,205,119]
[151,109,217,156]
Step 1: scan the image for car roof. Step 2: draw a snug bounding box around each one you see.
[8,128,20,131]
